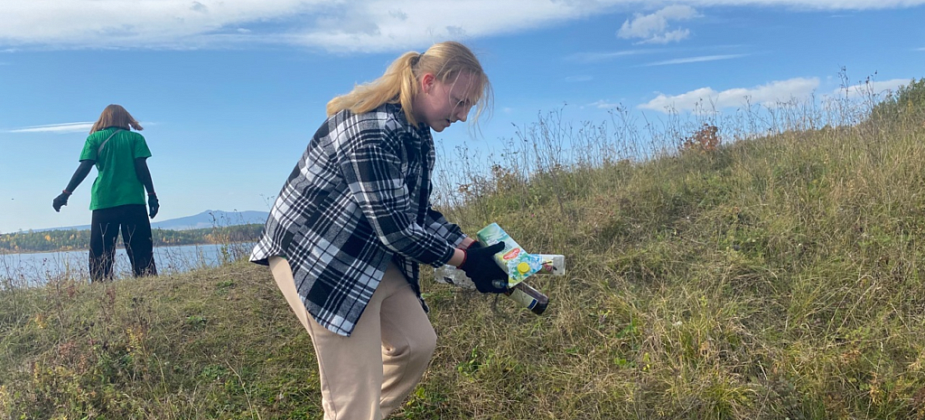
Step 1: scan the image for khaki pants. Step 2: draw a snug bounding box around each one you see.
[269,257,437,420]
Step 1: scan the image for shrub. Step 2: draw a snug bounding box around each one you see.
[870,78,925,125]
[679,123,721,154]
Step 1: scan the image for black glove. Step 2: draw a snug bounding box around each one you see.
[459,242,509,294]
[53,193,70,212]
[148,195,159,219]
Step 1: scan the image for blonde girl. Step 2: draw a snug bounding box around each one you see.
[250,41,507,419]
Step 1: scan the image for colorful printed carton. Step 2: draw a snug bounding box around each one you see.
[476,223,545,287]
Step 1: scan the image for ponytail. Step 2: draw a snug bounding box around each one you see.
[327,41,492,128]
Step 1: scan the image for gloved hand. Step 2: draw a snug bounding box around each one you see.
[148,195,159,219]
[459,242,509,294]
[53,192,70,212]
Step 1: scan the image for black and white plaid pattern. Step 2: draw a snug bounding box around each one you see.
[251,103,465,336]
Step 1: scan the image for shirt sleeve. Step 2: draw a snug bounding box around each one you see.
[423,202,466,247]
[339,131,455,267]
[133,133,153,159]
[79,134,99,162]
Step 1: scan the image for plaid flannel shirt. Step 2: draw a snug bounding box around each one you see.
[250,103,466,336]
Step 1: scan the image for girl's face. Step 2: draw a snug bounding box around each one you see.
[414,72,478,132]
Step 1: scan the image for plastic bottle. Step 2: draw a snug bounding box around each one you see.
[433,264,479,289]
[433,265,550,315]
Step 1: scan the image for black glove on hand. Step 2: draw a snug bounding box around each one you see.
[148,195,159,219]
[459,242,509,294]
[464,240,483,251]
[53,193,69,212]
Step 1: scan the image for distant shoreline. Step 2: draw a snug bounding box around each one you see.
[1,224,263,255]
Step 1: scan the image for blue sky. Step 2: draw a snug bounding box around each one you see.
[1,0,923,233]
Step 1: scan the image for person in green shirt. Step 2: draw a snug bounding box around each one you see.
[52,104,160,282]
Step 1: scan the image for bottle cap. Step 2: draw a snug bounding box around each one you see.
[517,262,531,274]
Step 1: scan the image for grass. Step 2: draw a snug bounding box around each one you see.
[3,78,925,419]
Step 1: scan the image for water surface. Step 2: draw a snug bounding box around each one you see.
[1,242,255,287]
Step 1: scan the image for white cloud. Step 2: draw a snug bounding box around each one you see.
[0,0,594,52]
[567,50,651,63]
[643,53,749,66]
[618,5,700,44]
[834,78,912,99]
[646,28,691,44]
[8,122,94,133]
[1,1,923,52]
[588,99,622,109]
[639,77,820,113]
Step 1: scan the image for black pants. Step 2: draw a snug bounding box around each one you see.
[89,204,157,282]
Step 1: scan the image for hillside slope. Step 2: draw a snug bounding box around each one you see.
[2,84,924,419]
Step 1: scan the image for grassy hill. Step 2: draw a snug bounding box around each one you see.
[2,79,924,419]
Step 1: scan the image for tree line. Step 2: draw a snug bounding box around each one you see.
[0,224,263,253]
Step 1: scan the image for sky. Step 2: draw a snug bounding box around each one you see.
[1,0,923,233]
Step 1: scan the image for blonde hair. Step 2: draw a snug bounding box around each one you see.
[327,41,493,127]
[90,104,143,134]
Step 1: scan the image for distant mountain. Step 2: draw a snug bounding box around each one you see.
[150,210,270,230]
[34,210,269,232]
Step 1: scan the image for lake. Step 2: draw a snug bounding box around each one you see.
[0,242,255,288]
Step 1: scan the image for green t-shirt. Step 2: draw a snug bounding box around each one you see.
[79,128,152,210]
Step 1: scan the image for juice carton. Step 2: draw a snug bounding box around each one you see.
[476,223,545,287]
